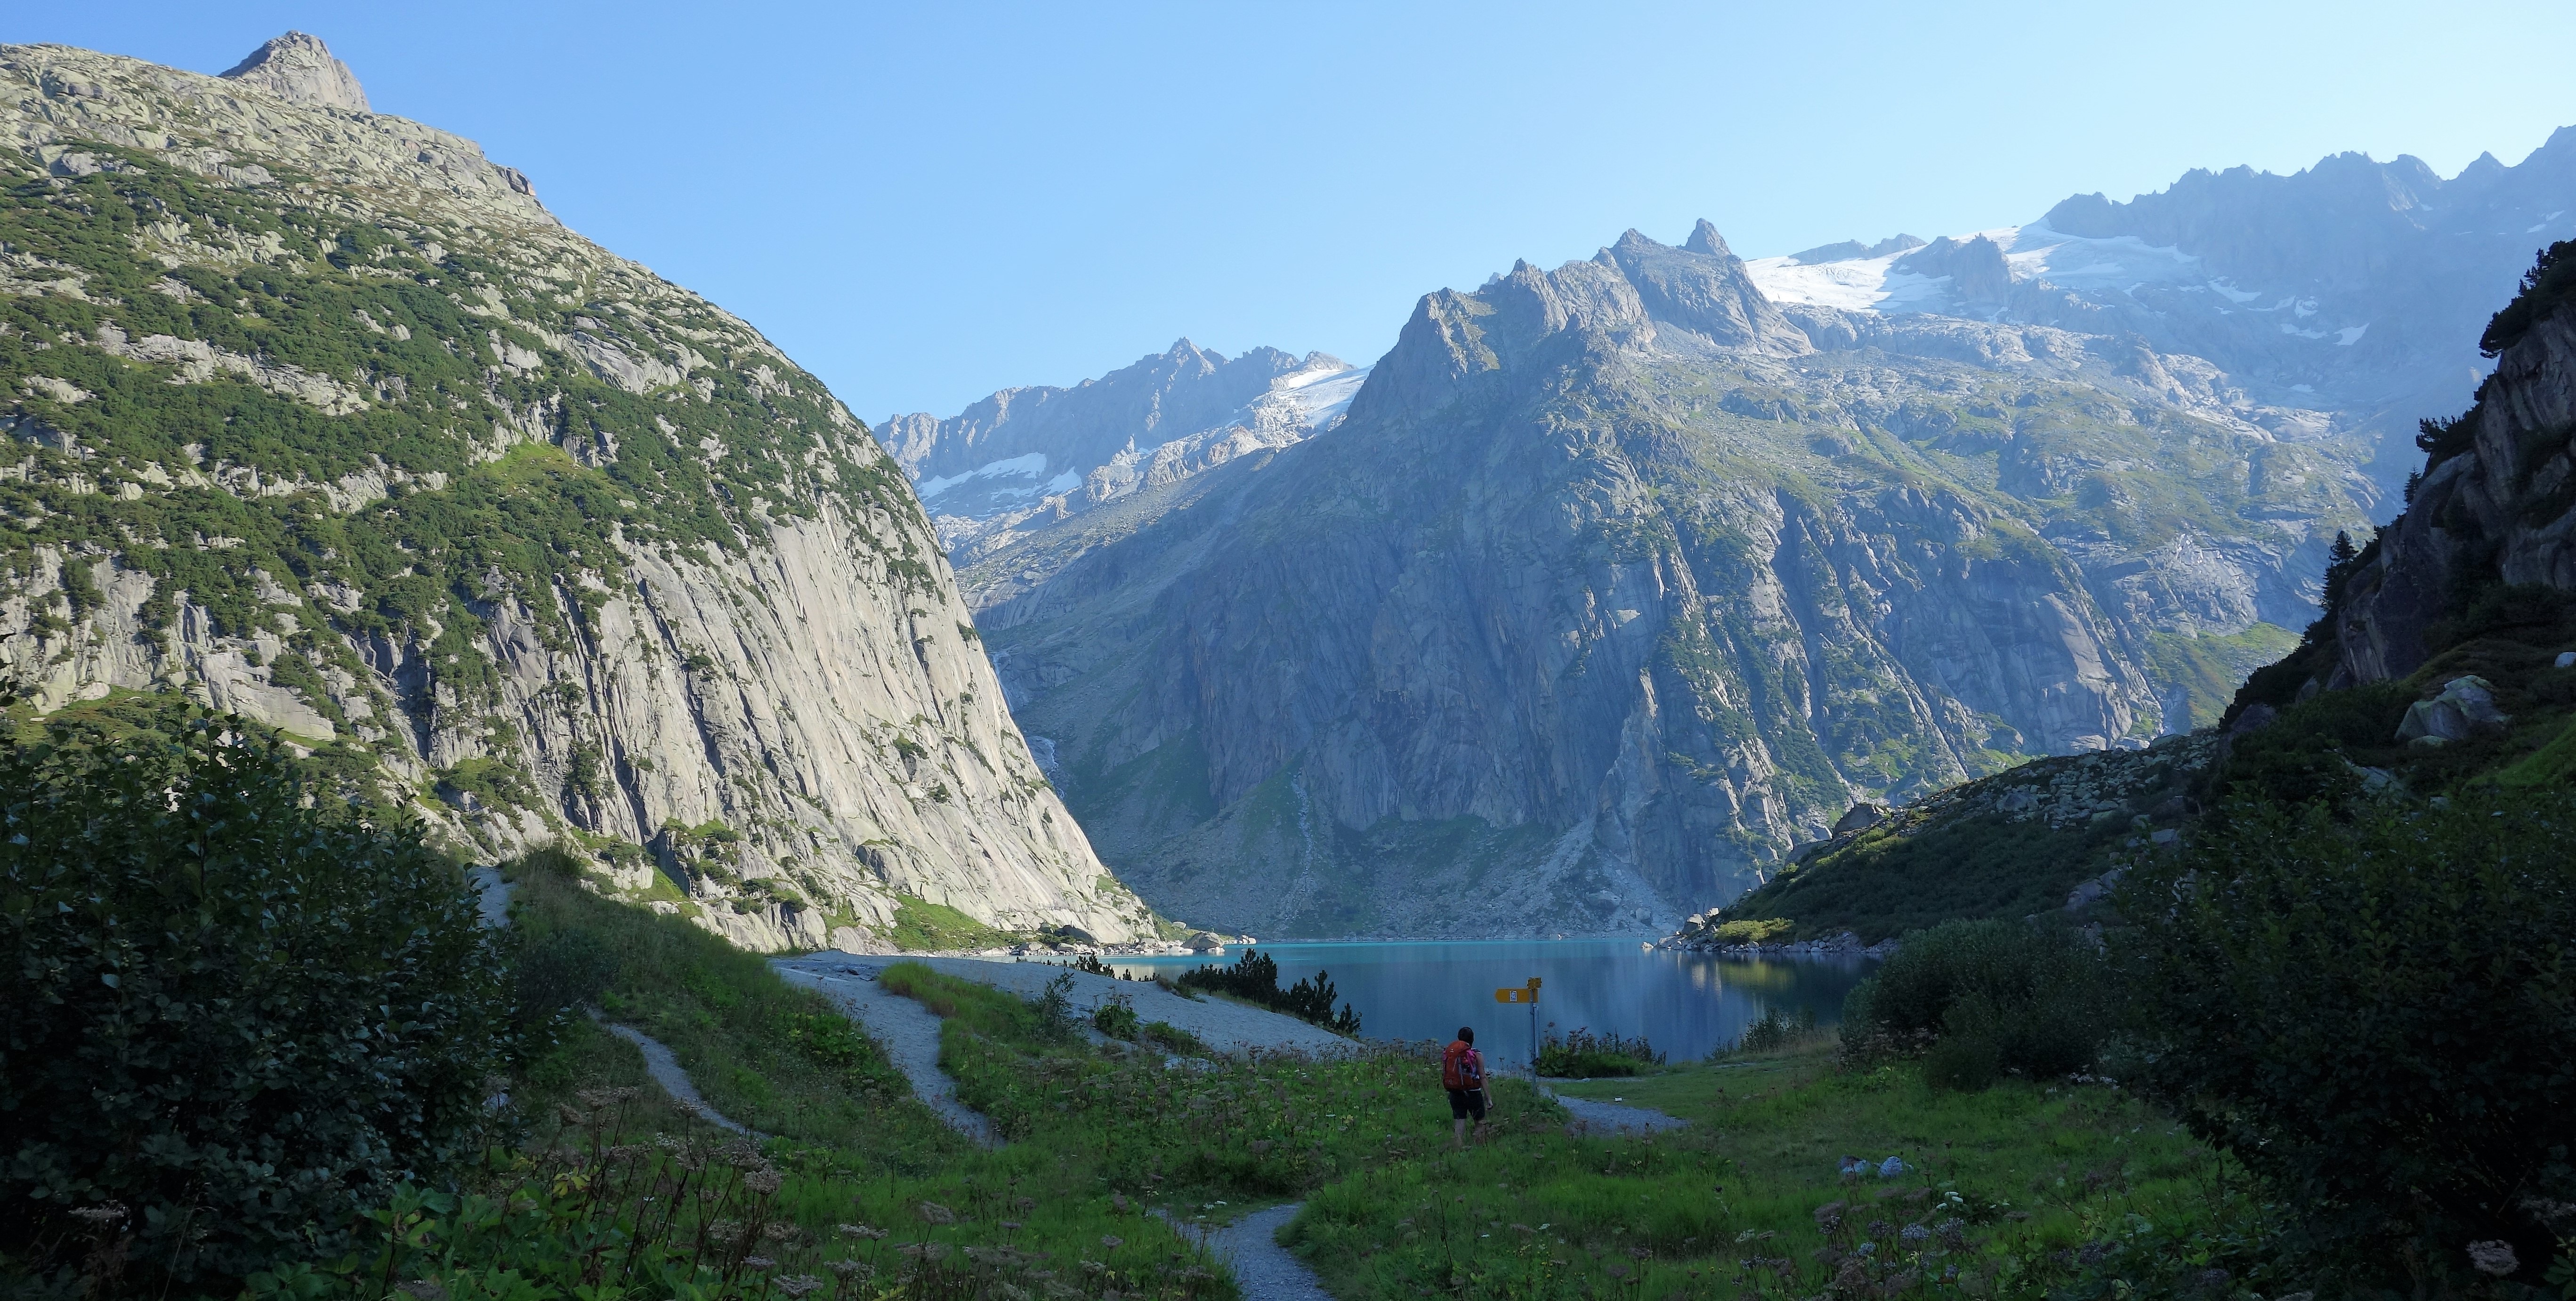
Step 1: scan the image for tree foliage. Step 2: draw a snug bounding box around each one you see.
[2480,238,2576,358]
[1839,917,2109,1090]
[2115,791,2576,1287]
[0,709,511,1289]
[1174,949,1362,1034]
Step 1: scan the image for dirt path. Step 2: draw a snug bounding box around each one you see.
[598,1021,761,1138]
[770,959,1001,1146]
[1542,1089,1688,1134]
[1157,1204,1334,1301]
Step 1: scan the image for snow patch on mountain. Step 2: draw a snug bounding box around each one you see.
[1275,362,1370,432]
[918,452,1050,500]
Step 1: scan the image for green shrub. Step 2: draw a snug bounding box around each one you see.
[1536,1027,1664,1078]
[0,711,509,1291]
[1732,1004,1817,1054]
[1093,992,1142,1040]
[1139,1020,1206,1056]
[2115,791,2576,1286]
[1839,918,2108,1089]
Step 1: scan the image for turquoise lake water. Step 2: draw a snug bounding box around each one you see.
[1106,939,1878,1066]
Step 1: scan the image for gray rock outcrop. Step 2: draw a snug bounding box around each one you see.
[219,32,369,113]
[2336,306,2576,683]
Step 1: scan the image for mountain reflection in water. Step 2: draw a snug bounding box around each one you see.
[1106,938,1878,1065]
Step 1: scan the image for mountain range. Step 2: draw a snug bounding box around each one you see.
[901,138,2576,938]
[11,30,2572,949]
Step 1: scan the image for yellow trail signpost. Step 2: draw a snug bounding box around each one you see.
[1494,977,1541,1076]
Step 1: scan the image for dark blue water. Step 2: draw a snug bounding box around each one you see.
[1108,939,1877,1066]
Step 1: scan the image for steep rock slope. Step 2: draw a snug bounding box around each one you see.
[1716,241,2576,955]
[0,38,1151,951]
[879,340,1364,565]
[972,224,2371,938]
[2333,246,2576,683]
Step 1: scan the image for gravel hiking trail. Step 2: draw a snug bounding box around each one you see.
[1541,1088,1688,1134]
[1155,1204,1333,1301]
[597,1020,761,1138]
[770,959,1003,1146]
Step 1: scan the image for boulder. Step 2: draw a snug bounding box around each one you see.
[2395,675,2511,743]
[1831,803,1891,835]
[2065,867,2127,911]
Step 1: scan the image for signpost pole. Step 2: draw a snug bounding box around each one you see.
[1496,977,1544,1079]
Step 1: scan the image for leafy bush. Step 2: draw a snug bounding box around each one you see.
[1139,1020,1206,1056]
[1733,1004,1817,1054]
[1093,992,1142,1040]
[0,712,509,1291]
[1838,918,2108,1089]
[1030,972,1083,1042]
[2115,791,2576,1286]
[1174,949,1362,1034]
[1536,1027,1665,1078]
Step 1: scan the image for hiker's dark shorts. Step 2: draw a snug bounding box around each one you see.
[1447,1088,1486,1122]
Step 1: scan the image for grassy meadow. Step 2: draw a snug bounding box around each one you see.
[1287,1042,2256,1300]
[437,857,2260,1301]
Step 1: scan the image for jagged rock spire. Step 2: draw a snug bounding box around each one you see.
[220,32,368,112]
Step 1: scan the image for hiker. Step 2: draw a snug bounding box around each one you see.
[1441,1025,1488,1148]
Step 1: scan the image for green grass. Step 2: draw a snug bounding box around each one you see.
[2142,623,2302,729]
[286,856,2260,1301]
[489,864,1243,1300]
[1723,806,2129,944]
[1287,1041,2249,1300]
[872,961,1549,1192]
[2498,713,2576,786]
[886,894,1026,951]
[516,862,958,1160]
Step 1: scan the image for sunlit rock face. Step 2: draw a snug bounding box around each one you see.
[0,37,1155,951]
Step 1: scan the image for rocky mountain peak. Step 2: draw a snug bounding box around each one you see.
[1604,226,1812,355]
[1894,234,2013,302]
[219,32,368,112]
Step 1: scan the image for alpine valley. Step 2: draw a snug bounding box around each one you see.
[897,138,2576,939]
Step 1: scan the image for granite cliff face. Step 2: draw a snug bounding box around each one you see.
[966,222,2372,938]
[2334,252,2576,683]
[0,37,1152,951]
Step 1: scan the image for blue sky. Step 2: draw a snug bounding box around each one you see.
[21,3,2576,420]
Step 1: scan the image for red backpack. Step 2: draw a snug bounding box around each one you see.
[1441,1040,1485,1091]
